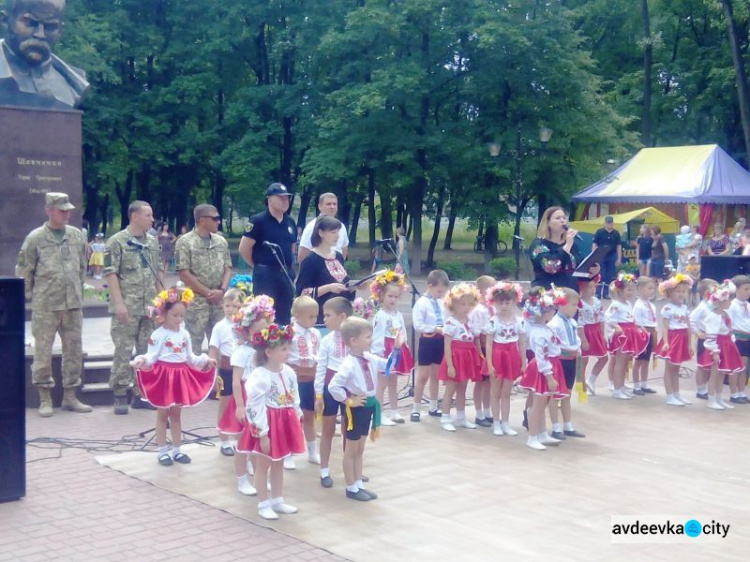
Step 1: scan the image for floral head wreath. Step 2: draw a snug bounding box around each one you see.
[370,270,406,301]
[610,272,638,292]
[232,295,276,336]
[251,324,294,349]
[486,282,523,304]
[228,274,253,297]
[658,272,694,296]
[149,286,194,321]
[523,286,566,319]
[443,283,480,310]
[706,279,736,305]
[353,297,375,321]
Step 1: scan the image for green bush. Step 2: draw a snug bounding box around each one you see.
[438,260,472,281]
[344,260,363,277]
[616,262,638,274]
[489,257,517,280]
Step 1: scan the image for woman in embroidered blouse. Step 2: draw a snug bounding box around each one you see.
[295,216,360,328]
[529,207,599,292]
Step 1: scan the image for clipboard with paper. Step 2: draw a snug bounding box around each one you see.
[573,245,613,278]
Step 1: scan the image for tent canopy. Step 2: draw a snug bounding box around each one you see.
[569,207,679,235]
[573,145,750,204]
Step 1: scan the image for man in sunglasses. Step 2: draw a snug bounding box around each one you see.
[176,204,233,352]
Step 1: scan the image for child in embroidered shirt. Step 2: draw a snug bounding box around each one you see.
[133,287,217,466]
[439,283,483,432]
[690,279,720,400]
[518,287,569,451]
[654,274,694,406]
[371,271,414,426]
[546,287,586,440]
[698,280,744,410]
[243,324,306,521]
[604,273,649,400]
[411,269,450,421]
[209,289,243,457]
[217,295,275,495]
[329,317,396,502]
[727,275,750,403]
[632,276,658,395]
[288,296,322,469]
[484,282,525,437]
[578,277,608,396]
[470,275,496,427]
[314,297,354,489]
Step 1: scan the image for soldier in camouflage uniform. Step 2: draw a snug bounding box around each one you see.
[104,200,163,415]
[175,204,233,352]
[16,192,92,417]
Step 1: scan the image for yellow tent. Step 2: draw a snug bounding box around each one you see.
[568,207,679,235]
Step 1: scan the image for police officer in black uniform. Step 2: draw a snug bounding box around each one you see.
[238,183,297,324]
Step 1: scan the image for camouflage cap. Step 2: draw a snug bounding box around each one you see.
[45,192,75,210]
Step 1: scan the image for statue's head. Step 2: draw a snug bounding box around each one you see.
[1,0,65,66]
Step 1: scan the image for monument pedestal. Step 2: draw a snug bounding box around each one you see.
[0,105,83,276]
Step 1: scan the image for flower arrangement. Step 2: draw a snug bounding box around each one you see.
[444,282,480,310]
[486,281,524,304]
[370,269,406,301]
[83,283,109,302]
[523,286,566,319]
[658,272,694,296]
[250,323,295,349]
[611,272,638,292]
[228,274,253,296]
[149,286,194,320]
[353,297,375,321]
[232,295,276,337]
[706,279,736,304]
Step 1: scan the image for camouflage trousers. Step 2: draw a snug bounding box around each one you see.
[31,309,83,389]
[110,313,154,396]
[185,304,224,353]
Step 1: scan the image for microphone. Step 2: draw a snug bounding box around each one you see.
[127,238,147,249]
[563,225,582,240]
[512,235,524,241]
[262,241,281,249]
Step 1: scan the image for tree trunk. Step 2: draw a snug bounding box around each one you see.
[427,186,445,267]
[444,202,458,250]
[99,193,110,236]
[484,222,498,274]
[296,184,314,230]
[722,0,750,165]
[213,173,226,228]
[367,169,377,247]
[115,170,135,228]
[641,0,653,147]
[380,189,394,239]
[349,196,363,246]
[136,165,151,202]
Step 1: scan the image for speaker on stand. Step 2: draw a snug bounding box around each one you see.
[0,277,26,502]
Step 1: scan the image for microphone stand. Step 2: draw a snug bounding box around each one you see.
[266,244,297,295]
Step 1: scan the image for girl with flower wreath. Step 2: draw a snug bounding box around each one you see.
[237,323,306,521]
[604,273,649,400]
[132,287,218,466]
[654,273,694,406]
[370,270,414,426]
[518,286,569,451]
[438,283,483,432]
[577,276,609,396]
[217,295,276,496]
[483,282,526,437]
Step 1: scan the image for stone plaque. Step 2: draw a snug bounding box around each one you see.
[0,105,82,276]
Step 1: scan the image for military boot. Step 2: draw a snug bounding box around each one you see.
[61,388,93,413]
[113,394,129,415]
[38,388,53,418]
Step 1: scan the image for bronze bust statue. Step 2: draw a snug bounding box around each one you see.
[0,0,88,109]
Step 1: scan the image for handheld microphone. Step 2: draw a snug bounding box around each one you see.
[262,241,281,249]
[563,225,582,240]
[127,238,147,249]
[512,235,524,241]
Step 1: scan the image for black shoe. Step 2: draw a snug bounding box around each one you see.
[410,412,421,422]
[485,417,494,424]
[131,397,156,410]
[741,397,750,404]
[361,475,369,483]
[158,454,173,466]
[220,445,235,457]
[730,397,745,404]
[641,387,657,394]
[522,410,528,430]
[696,392,709,400]
[346,489,371,501]
[113,396,129,415]
[564,429,586,438]
[173,453,191,464]
[360,488,378,500]
[320,476,334,488]
[632,388,645,396]
[428,409,442,417]
[550,431,567,440]
[475,418,492,427]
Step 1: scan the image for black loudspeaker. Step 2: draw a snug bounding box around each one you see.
[700,256,750,282]
[0,277,26,502]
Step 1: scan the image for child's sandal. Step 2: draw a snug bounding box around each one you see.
[158,454,173,466]
[173,453,192,464]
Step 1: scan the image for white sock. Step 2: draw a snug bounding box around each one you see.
[634,382,641,390]
[456,411,466,420]
[259,500,271,509]
[355,479,364,489]
[171,446,181,456]
[270,497,283,505]
[320,468,330,478]
[307,441,317,455]
[493,421,502,429]
[158,445,169,456]
[697,385,707,394]
[346,484,359,493]
[441,414,452,423]
[564,422,574,431]
[552,423,562,433]
[476,411,485,420]
[741,392,748,398]
[586,375,596,387]
[412,403,420,413]
[221,441,233,449]
[390,409,399,417]
[667,393,675,400]
[484,409,493,418]
[429,399,438,411]
[238,474,250,485]
[641,381,649,389]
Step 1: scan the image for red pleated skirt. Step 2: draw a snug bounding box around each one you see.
[136,361,216,408]
[439,341,482,382]
[654,328,691,364]
[582,323,608,358]
[235,407,306,461]
[608,322,649,356]
[384,337,415,375]
[217,385,247,435]
[519,356,569,399]
[490,342,522,381]
[697,334,745,373]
